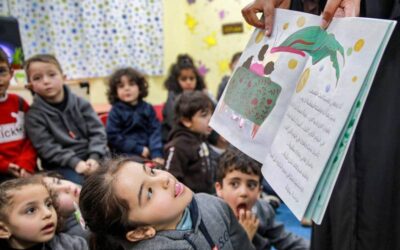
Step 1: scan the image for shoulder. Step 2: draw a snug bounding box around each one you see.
[195,193,230,215]
[48,233,88,250]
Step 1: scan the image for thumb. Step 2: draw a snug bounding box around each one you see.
[321,0,341,29]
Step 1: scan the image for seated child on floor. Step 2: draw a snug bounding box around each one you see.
[164,91,215,194]
[106,67,163,164]
[79,157,254,250]
[161,54,208,142]
[24,54,108,185]
[0,176,88,249]
[0,48,37,181]
[215,147,310,250]
[41,173,89,241]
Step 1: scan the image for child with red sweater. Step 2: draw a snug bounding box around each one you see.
[0,48,36,181]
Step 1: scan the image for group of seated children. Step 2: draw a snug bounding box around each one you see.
[0,46,309,249]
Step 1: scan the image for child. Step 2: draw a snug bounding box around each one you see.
[215,147,309,250]
[162,54,207,142]
[106,67,164,164]
[79,157,254,250]
[41,174,89,240]
[164,91,215,194]
[0,48,37,181]
[0,176,88,249]
[24,54,108,185]
[216,51,242,101]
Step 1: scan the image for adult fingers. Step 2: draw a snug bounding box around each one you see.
[242,1,265,29]
[263,0,276,36]
[321,0,341,29]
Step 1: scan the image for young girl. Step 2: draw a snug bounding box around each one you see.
[41,174,89,241]
[162,54,207,142]
[106,67,164,164]
[0,176,87,249]
[79,157,254,250]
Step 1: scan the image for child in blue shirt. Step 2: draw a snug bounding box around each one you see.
[106,67,163,164]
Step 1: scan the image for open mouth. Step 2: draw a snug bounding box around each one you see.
[236,203,248,217]
[41,223,55,234]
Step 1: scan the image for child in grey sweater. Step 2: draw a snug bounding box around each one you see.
[0,176,87,249]
[24,54,108,185]
[79,157,255,250]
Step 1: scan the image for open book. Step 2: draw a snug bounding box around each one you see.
[210,9,396,224]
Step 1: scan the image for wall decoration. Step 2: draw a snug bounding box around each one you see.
[8,0,164,79]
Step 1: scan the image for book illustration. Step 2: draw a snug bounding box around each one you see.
[271,26,345,88]
[222,67,282,137]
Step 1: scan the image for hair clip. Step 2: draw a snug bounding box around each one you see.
[73,202,87,231]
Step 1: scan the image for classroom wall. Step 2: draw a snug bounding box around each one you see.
[9,0,254,106]
[88,0,254,105]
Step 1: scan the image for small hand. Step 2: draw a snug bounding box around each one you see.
[152,157,165,166]
[141,147,150,159]
[86,159,100,174]
[8,163,22,177]
[238,209,260,240]
[19,168,32,178]
[75,161,90,175]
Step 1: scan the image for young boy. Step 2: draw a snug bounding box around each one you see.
[215,147,310,250]
[0,48,36,181]
[164,90,215,193]
[24,54,108,184]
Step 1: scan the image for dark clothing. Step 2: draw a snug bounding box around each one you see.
[253,199,309,250]
[289,1,400,250]
[161,91,176,143]
[217,75,230,101]
[25,85,108,170]
[164,124,214,193]
[124,193,255,250]
[106,100,163,158]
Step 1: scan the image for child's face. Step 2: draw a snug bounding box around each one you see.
[183,109,212,135]
[43,177,81,217]
[117,75,140,105]
[215,169,261,218]
[0,62,12,97]
[178,68,197,91]
[114,161,193,231]
[0,184,57,249]
[28,62,65,103]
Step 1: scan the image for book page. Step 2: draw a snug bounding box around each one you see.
[262,11,395,219]
[210,10,316,162]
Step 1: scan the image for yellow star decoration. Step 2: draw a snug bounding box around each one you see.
[218,59,230,74]
[185,13,198,33]
[203,32,217,48]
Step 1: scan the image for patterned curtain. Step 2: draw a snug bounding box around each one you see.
[7,0,163,78]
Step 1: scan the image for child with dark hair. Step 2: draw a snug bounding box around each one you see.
[215,147,309,250]
[106,67,164,165]
[0,48,37,182]
[79,157,254,250]
[24,54,108,185]
[161,54,207,142]
[164,90,215,194]
[0,176,88,249]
